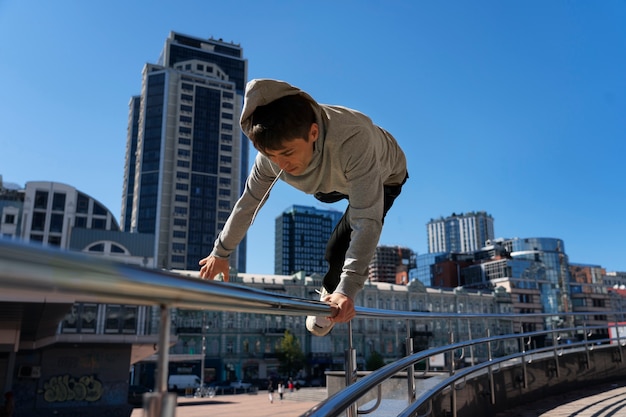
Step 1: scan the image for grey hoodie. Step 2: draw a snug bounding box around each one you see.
[211,79,407,300]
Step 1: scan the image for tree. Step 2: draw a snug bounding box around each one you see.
[277,330,305,377]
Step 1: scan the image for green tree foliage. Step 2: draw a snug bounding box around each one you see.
[365,350,385,371]
[277,330,305,376]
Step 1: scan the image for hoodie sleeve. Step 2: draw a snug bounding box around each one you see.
[334,130,385,300]
[211,154,281,258]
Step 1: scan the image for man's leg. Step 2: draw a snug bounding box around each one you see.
[322,179,407,292]
[322,207,351,293]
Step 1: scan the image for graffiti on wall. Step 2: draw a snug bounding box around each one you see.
[39,374,104,403]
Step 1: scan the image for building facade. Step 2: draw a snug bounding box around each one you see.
[368,245,416,284]
[156,270,507,387]
[275,205,342,276]
[121,32,249,272]
[435,237,574,333]
[427,211,494,254]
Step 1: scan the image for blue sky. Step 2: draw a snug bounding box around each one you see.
[1,1,624,274]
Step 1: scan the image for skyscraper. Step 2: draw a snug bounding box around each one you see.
[427,211,495,254]
[275,205,342,276]
[368,245,416,284]
[121,32,248,271]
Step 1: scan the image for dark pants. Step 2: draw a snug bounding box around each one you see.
[315,173,408,293]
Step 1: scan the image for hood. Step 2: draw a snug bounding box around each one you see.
[240,79,319,137]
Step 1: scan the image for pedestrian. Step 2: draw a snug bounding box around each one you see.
[199,79,408,337]
[288,378,294,392]
[267,380,274,404]
[0,392,14,417]
[278,382,284,401]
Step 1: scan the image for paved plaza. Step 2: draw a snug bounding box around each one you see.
[130,389,322,417]
[130,383,626,417]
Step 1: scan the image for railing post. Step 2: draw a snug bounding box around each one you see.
[551,331,561,378]
[519,336,528,388]
[467,318,475,366]
[615,320,624,362]
[448,319,455,376]
[406,318,415,403]
[486,328,495,405]
[449,329,456,376]
[144,304,177,417]
[345,321,357,417]
[583,322,591,369]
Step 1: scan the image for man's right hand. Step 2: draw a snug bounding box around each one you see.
[199,255,230,281]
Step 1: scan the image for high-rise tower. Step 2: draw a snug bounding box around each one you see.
[121,32,248,271]
[275,205,342,276]
[427,211,495,254]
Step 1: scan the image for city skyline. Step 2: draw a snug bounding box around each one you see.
[1,1,624,274]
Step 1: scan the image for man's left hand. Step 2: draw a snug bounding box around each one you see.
[322,292,356,323]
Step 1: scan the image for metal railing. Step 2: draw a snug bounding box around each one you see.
[1,239,625,417]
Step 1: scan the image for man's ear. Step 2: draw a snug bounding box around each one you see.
[309,123,319,142]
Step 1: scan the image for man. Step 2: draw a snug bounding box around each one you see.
[199,79,408,336]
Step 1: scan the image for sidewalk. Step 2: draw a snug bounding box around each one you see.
[130,389,322,417]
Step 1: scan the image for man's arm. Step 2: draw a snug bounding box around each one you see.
[198,154,280,281]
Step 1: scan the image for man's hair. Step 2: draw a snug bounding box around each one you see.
[249,94,316,153]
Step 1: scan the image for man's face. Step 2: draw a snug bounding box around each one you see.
[264,123,318,176]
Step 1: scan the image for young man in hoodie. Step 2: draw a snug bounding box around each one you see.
[199,79,408,336]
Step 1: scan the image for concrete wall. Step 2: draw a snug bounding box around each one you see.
[10,344,134,417]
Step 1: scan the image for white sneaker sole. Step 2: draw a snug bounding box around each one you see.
[306,315,335,337]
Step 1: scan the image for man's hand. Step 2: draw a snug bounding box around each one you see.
[322,292,356,323]
[198,255,230,282]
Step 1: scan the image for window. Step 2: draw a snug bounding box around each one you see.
[105,305,121,333]
[91,218,106,230]
[76,193,89,213]
[34,191,48,209]
[49,214,64,233]
[75,216,87,228]
[88,243,105,252]
[32,212,46,231]
[93,202,107,215]
[52,193,66,211]
[111,244,126,254]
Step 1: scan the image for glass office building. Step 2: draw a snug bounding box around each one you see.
[427,211,495,254]
[121,32,248,271]
[275,205,342,276]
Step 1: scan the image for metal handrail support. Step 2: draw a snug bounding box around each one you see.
[448,323,455,376]
[486,329,495,405]
[406,319,416,404]
[346,321,358,417]
[551,332,561,378]
[144,304,177,417]
[467,319,475,366]
[356,385,383,415]
[519,334,528,389]
[583,322,592,369]
[616,322,624,362]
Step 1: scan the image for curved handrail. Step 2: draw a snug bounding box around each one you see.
[0,239,332,315]
[1,239,624,417]
[0,240,617,323]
